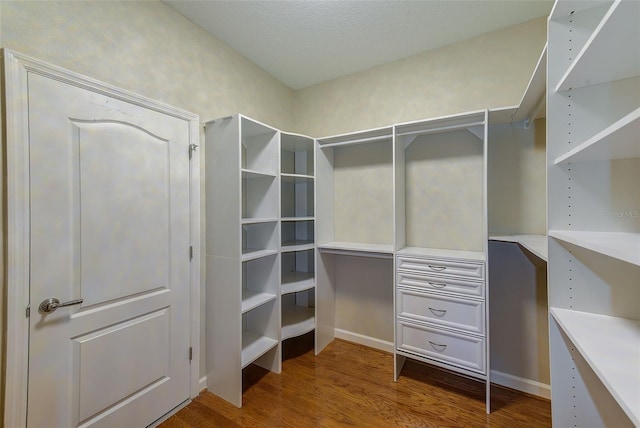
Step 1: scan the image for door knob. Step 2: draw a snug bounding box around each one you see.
[38,297,83,313]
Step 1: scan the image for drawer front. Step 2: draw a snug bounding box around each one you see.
[396,320,485,374]
[396,256,484,279]
[396,271,484,298]
[397,289,485,334]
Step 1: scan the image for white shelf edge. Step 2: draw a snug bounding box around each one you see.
[280,216,314,222]
[489,235,548,262]
[281,173,315,180]
[241,332,278,369]
[241,248,278,262]
[550,308,640,426]
[280,242,315,253]
[241,168,277,179]
[241,290,277,314]
[281,305,315,340]
[554,107,640,164]
[555,1,640,93]
[241,217,279,225]
[281,273,315,295]
[549,230,640,266]
[512,44,547,124]
[318,241,394,259]
[396,246,486,262]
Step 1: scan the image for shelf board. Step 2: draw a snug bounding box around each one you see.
[281,272,315,294]
[281,173,314,180]
[555,1,640,92]
[241,289,277,314]
[551,308,640,426]
[281,240,315,252]
[241,332,278,369]
[318,241,394,259]
[396,246,486,262]
[281,305,315,340]
[241,217,279,225]
[241,168,276,179]
[281,216,314,222]
[317,126,393,148]
[490,235,547,262]
[549,230,640,266]
[241,247,278,262]
[554,107,640,164]
[512,44,547,123]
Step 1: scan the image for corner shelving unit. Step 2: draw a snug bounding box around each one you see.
[547,0,640,426]
[280,132,317,345]
[205,115,282,408]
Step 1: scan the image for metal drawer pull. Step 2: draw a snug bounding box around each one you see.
[428,341,447,351]
[427,281,447,288]
[428,265,446,271]
[428,307,447,316]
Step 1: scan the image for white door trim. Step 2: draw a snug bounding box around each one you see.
[1,49,201,428]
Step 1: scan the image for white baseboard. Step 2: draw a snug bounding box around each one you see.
[334,328,394,353]
[199,375,207,393]
[491,370,551,399]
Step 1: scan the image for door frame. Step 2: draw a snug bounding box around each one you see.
[2,49,202,427]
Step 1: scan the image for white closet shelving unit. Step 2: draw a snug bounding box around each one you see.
[280,132,316,342]
[205,117,318,407]
[547,0,640,426]
[315,126,395,351]
[205,115,283,407]
[393,111,491,412]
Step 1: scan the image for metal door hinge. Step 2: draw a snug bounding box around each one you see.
[188,144,199,159]
[189,245,193,260]
[189,347,193,361]
[26,304,31,318]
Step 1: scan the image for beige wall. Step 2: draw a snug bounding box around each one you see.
[292,17,547,137]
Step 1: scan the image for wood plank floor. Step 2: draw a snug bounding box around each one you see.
[160,333,551,427]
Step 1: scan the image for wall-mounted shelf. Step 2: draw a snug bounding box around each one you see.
[318,242,394,259]
[489,235,547,262]
[550,308,640,426]
[512,44,547,125]
[555,1,640,92]
[553,107,640,164]
[549,230,639,267]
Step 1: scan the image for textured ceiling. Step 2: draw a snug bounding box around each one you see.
[165,0,553,90]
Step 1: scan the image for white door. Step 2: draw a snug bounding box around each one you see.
[26,72,192,427]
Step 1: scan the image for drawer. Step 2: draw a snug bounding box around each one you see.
[396,319,485,374]
[396,271,484,298]
[396,255,484,279]
[397,289,485,334]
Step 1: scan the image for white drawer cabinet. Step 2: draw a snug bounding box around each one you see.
[396,255,485,280]
[396,288,484,334]
[396,271,484,298]
[395,251,487,379]
[396,319,485,374]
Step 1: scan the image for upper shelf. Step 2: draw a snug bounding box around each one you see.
[395,110,486,138]
[554,107,640,164]
[555,0,640,92]
[551,308,640,426]
[490,235,547,262]
[317,126,393,148]
[549,230,640,267]
[318,241,394,259]
[512,45,547,124]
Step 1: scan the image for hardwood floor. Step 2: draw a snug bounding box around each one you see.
[160,333,551,427]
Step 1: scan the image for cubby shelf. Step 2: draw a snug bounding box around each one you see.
[241,289,277,314]
[550,308,640,426]
[242,168,276,179]
[549,230,640,267]
[553,107,640,164]
[241,218,279,225]
[241,248,278,262]
[555,0,640,93]
[281,240,314,252]
[282,306,315,340]
[241,332,279,369]
[281,173,314,180]
[281,272,315,294]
